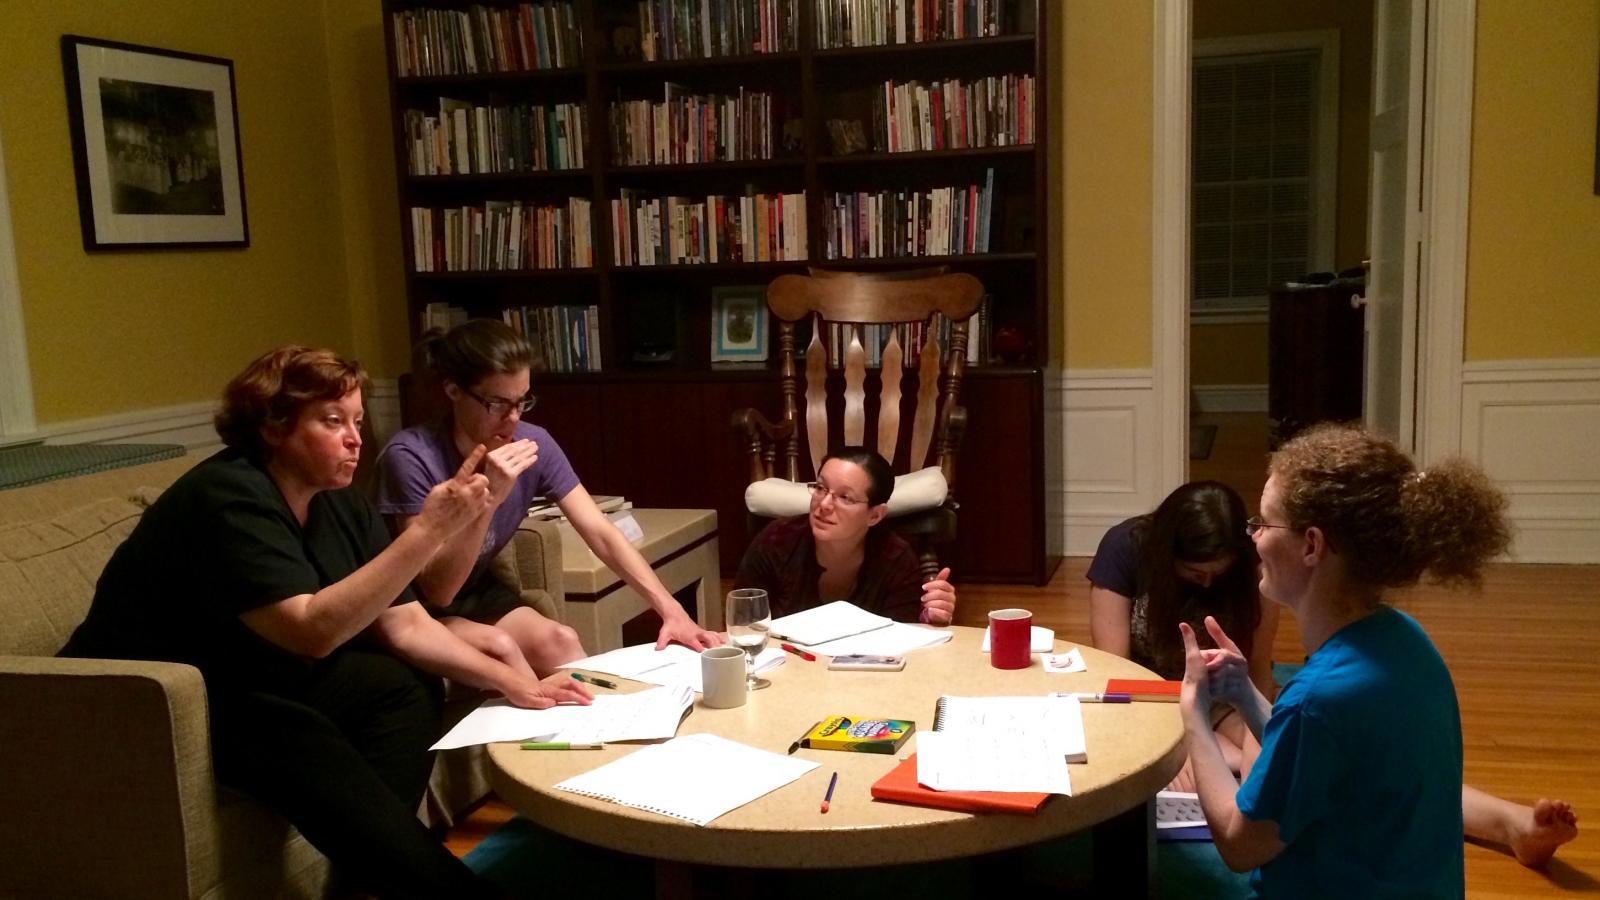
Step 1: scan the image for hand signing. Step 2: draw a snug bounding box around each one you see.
[418,444,493,539]
[920,567,956,625]
[482,438,539,504]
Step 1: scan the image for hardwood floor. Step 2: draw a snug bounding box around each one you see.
[450,414,1600,897]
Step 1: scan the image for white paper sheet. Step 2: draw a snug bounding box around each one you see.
[980,624,1056,653]
[430,685,694,750]
[806,622,953,657]
[563,642,784,693]
[556,733,819,825]
[915,730,1073,795]
[767,600,893,646]
[933,695,1086,763]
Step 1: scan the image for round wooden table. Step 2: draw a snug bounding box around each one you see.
[489,626,1183,888]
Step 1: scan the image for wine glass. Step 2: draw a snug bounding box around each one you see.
[726,588,772,691]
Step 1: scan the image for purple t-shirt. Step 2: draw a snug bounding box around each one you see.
[373,422,581,591]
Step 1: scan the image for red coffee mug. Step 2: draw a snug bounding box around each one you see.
[989,608,1032,669]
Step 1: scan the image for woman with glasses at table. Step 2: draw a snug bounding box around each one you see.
[1087,481,1278,790]
[734,446,957,624]
[1176,424,1575,894]
[374,320,720,676]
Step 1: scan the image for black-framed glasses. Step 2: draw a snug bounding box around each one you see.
[806,481,865,508]
[1245,515,1292,537]
[462,386,537,418]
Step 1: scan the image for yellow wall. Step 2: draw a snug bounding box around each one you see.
[1189,0,1372,387]
[1,1,353,424]
[1060,0,1153,369]
[1466,0,1600,360]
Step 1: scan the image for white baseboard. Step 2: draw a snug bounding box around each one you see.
[1192,383,1267,413]
[1461,358,1600,563]
[1058,369,1165,556]
[35,376,406,460]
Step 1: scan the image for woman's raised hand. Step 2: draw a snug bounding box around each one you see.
[920,567,956,625]
[483,439,539,504]
[418,444,493,539]
[1199,615,1254,709]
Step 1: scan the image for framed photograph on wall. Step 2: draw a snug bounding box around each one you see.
[61,36,249,250]
[710,285,769,363]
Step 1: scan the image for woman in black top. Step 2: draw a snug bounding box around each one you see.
[60,346,563,899]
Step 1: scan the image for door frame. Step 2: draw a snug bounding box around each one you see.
[0,122,37,444]
[1153,0,1475,486]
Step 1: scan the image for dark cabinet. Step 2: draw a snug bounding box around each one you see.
[1268,282,1365,447]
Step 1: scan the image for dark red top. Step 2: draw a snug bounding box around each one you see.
[734,515,925,622]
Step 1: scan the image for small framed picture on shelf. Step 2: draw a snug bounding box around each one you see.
[61,35,249,250]
[710,285,769,364]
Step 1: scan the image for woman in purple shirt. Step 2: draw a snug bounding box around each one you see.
[375,320,720,676]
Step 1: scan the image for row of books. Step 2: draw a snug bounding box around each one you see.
[502,304,603,372]
[609,85,776,166]
[405,100,586,176]
[822,170,995,260]
[819,307,988,369]
[420,301,470,335]
[872,74,1035,154]
[410,199,595,272]
[815,0,1031,47]
[636,0,798,61]
[610,190,807,265]
[393,4,582,77]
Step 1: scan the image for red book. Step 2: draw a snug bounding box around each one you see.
[1104,678,1182,702]
[870,754,1051,816]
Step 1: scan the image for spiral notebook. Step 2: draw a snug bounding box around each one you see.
[554,733,818,826]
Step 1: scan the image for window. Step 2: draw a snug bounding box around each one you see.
[1192,33,1337,319]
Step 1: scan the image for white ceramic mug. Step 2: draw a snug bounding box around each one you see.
[700,646,748,708]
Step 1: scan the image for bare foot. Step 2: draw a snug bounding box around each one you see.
[1510,799,1578,868]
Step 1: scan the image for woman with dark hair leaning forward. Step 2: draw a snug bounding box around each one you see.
[58,346,575,898]
[1176,424,1576,897]
[375,319,719,673]
[735,446,957,624]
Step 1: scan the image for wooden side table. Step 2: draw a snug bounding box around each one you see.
[534,508,722,653]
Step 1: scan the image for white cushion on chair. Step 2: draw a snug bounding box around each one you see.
[745,466,950,519]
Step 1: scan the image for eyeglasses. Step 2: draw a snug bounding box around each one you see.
[1245,516,1292,537]
[806,482,866,509]
[462,386,537,418]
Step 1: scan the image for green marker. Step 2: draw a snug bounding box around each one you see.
[571,672,618,689]
[520,741,604,750]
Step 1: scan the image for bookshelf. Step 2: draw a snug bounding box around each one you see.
[382,0,1057,583]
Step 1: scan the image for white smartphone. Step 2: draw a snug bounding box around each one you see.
[827,654,907,671]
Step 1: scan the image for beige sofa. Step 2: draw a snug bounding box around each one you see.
[0,453,564,900]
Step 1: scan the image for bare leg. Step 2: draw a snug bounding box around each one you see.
[490,606,586,676]
[1169,712,1261,791]
[1462,784,1578,867]
[439,617,537,679]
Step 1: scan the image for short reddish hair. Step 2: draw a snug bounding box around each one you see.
[214,346,367,457]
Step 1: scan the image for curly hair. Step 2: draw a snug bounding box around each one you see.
[214,346,367,458]
[1269,423,1510,589]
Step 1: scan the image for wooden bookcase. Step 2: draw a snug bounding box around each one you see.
[381,0,1058,583]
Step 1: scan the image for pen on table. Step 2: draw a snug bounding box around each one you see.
[780,642,817,661]
[1051,691,1132,703]
[520,742,604,750]
[571,672,618,689]
[788,720,821,755]
[820,772,838,814]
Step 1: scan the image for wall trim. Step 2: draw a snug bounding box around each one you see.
[1461,358,1600,382]
[1153,0,1191,495]
[41,400,220,451]
[1414,0,1476,464]
[1193,383,1267,413]
[1059,367,1164,556]
[0,122,37,442]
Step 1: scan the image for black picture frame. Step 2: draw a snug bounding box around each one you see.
[61,35,249,250]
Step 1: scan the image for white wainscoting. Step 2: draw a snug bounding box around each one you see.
[1058,369,1166,557]
[36,377,406,460]
[1192,383,1267,414]
[1460,359,1600,563]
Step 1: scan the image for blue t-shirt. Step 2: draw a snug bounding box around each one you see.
[1238,606,1463,899]
[373,422,581,601]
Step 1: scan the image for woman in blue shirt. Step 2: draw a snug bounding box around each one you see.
[1175,424,1570,897]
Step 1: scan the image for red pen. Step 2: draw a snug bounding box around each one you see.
[780,642,816,661]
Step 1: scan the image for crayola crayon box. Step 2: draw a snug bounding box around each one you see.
[799,715,915,754]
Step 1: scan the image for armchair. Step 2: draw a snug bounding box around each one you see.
[732,268,984,579]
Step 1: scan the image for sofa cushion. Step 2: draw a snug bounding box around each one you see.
[0,496,144,656]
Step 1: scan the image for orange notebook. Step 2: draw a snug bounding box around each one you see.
[869,754,1051,816]
[1105,678,1182,702]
